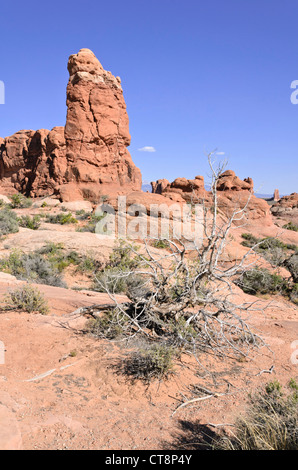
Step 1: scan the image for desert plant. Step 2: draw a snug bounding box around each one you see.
[0,250,66,287]
[17,215,41,230]
[76,214,105,232]
[86,310,129,340]
[45,212,78,225]
[93,241,147,295]
[4,284,49,315]
[236,268,287,296]
[0,208,19,236]
[283,253,298,284]
[241,233,297,268]
[78,153,269,371]
[215,381,298,450]
[120,344,176,382]
[10,193,32,208]
[151,238,171,249]
[283,222,298,232]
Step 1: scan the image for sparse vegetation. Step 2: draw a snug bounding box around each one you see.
[215,381,298,450]
[0,208,19,236]
[45,212,78,225]
[81,155,271,377]
[10,193,33,209]
[283,222,298,232]
[0,249,66,287]
[239,234,298,302]
[93,241,146,295]
[76,214,105,232]
[4,284,49,315]
[241,233,297,267]
[120,344,177,382]
[151,238,170,249]
[236,268,287,296]
[86,310,129,340]
[17,215,41,230]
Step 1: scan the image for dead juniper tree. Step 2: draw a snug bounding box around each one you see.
[85,153,269,369]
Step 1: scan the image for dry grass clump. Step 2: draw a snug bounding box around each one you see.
[215,380,298,450]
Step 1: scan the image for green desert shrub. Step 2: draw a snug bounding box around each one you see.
[120,344,176,382]
[151,238,171,249]
[92,242,146,295]
[86,310,128,340]
[45,212,78,225]
[215,381,298,450]
[0,250,66,287]
[0,208,19,236]
[284,253,298,284]
[241,234,297,267]
[283,222,298,232]
[93,268,146,296]
[237,268,287,295]
[37,242,98,274]
[241,233,259,248]
[76,214,105,233]
[4,284,49,315]
[10,193,32,209]
[241,233,297,253]
[17,215,41,230]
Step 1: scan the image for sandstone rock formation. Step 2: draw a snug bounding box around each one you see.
[216,170,253,192]
[0,49,141,201]
[271,192,298,225]
[273,189,280,201]
[151,171,272,225]
[151,175,207,203]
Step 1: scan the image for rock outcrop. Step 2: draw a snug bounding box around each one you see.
[271,192,298,225]
[0,49,142,201]
[273,189,280,201]
[216,170,253,192]
[151,171,272,225]
[151,176,207,203]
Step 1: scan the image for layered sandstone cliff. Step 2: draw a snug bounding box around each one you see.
[0,49,142,201]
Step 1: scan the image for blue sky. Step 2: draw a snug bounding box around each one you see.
[0,0,297,194]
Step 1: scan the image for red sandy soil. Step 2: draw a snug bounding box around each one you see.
[0,276,297,450]
[0,205,297,450]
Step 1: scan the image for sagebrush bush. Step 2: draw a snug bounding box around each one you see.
[76,214,105,233]
[151,239,171,249]
[10,193,32,209]
[45,212,78,225]
[93,241,147,295]
[237,268,287,295]
[17,215,41,230]
[120,344,176,382]
[93,268,146,296]
[241,234,297,267]
[4,284,49,315]
[283,222,298,232]
[284,253,298,284]
[0,249,66,287]
[0,209,19,236]
[86,310,128,340]
[215,381,298,450]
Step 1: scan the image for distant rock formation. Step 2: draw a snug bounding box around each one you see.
[273,189,280,201]
[0,49,142,201]
[216,170,254,192]
[271,192,298,225]
[151,171,272,225]
[151,175,207,203]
